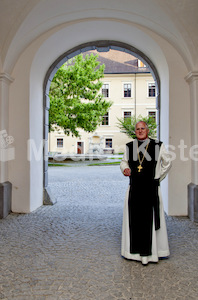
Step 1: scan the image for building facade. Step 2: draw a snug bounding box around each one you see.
[48,51,157,156]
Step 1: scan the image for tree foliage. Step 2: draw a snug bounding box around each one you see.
[117,115,157,139]
[49,53,112,137]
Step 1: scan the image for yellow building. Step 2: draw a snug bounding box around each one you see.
[48,50,156,155]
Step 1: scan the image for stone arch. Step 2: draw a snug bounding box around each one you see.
[43,40,161,204]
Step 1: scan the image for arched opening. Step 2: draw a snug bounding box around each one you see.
[43,40,161,204]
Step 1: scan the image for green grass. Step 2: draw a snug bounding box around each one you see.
[88,161,121,166]
[48,161,121,167]
[48,163,71,167]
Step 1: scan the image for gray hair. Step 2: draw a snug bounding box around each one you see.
[135,121,149,130]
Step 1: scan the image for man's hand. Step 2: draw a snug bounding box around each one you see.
[123,168,131,176]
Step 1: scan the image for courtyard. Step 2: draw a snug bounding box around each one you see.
[0,165,198,299]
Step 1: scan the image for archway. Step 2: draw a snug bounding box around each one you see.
[43,40,161,204]
[11,18,184,215]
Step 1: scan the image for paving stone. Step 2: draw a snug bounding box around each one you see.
[0,165,198,299]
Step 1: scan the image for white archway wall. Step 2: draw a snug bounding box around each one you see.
[165,45,191,215]
[143,27,191,215]
[8,37,44,213]
[9,53,31,213]
[8,19,190,215]
[3,1,195,73]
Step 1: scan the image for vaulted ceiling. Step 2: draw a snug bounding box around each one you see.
[0,0,198,71]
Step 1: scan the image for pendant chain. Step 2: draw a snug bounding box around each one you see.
[137,141,150,166]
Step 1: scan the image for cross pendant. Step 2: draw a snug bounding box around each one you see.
[137,165,143,172]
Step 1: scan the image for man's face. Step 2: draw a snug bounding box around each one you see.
[135,122,149,140]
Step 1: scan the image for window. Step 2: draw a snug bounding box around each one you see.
[148,111,156,122]
[148,83,156,97]
[102,84,109,97]
[124,83,131,97]
[57,138,63,148]
[124,111,131,119]
[105,138,112,148]
[102,112,109,125]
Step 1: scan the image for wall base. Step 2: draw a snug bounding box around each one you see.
[188,183,198,222]
[0,181,12,219]
[43,187,57,205]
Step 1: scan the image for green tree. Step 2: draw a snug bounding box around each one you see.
[49,53,112,137]
[117,115,157,139]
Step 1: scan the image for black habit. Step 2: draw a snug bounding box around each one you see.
[127,138,162,256]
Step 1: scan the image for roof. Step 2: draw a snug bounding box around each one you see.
[83,49,150,74]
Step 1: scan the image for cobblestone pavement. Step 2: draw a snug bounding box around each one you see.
[0,165,198,300]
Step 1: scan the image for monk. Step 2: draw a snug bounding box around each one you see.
[120,121,172,265]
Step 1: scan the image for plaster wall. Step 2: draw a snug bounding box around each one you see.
[9,36,45,212]
[9,53,31,213]
[147,30,191,215]
[168,51,191,215]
